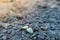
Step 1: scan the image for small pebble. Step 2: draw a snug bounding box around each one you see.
[2,29,7,33]
[2,36,7,40]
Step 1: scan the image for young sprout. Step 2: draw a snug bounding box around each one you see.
[26,27,33,34]
[22,25,28,29]
[22,25,33,34]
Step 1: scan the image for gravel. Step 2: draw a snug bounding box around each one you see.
[0,0,60,40]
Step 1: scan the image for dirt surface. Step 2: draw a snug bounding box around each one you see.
[0,0,60,40]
